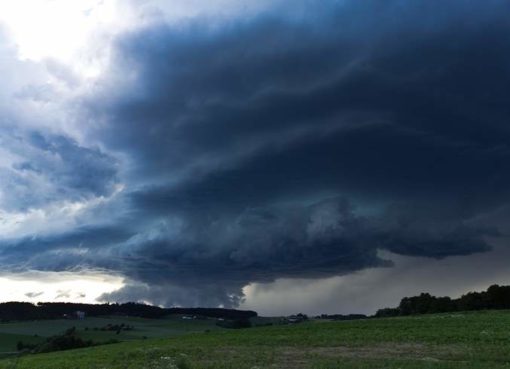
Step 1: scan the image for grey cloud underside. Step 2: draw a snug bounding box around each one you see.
[2,195,494,307]
[6,0,510,307]
[25,292,43,298]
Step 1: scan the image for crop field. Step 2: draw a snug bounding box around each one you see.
[1,311,510,368]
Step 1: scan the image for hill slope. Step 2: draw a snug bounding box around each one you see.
[2,311,510,368]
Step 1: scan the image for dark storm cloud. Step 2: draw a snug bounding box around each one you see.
[86,0,510,305]
[1,130,119,211]
[0,224,133,272]
[12,0,510,307]
[90,0,510,206]
[24,132,118,198]
[1,195,493,307]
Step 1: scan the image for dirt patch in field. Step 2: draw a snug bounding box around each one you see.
[277,343,465,368]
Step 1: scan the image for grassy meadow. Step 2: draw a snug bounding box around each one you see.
[0,315,222,354]
[1,311,510,368]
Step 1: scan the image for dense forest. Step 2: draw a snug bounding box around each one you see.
[0,302,257,322]
[376,284,510,317]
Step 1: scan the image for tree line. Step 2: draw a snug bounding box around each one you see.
[17,327,118,354]
[375,284,510,317]
[0,301,257,322]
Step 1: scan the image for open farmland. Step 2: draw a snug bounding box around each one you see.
[1,310,510,368]
[0,315,223,354]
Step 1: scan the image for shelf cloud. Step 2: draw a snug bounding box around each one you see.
[1,0,510,311]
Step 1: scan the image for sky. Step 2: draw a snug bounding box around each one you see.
[0,0,510,316]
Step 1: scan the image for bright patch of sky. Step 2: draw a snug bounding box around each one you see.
[0,271,124,304]
[0,1,130,77]
[0,0,278,78]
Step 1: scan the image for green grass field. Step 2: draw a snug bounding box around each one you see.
[0,315,223,354]
[1,311,510,368]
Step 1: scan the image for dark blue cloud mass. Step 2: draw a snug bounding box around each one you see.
[0,130,118,212]
[2,0,510,307]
